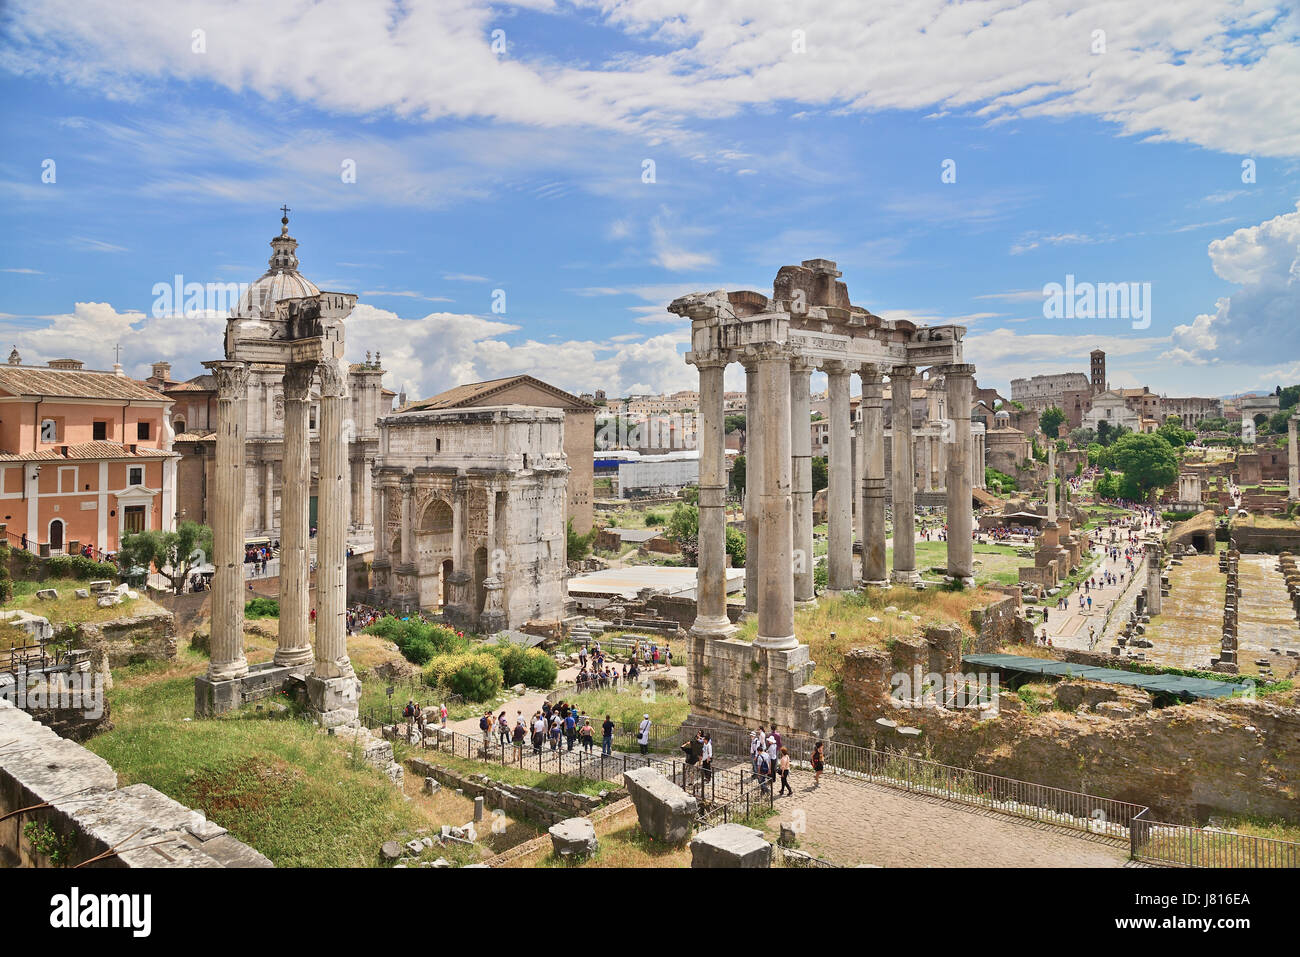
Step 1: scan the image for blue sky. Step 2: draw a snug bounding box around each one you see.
[1,0,1298,402]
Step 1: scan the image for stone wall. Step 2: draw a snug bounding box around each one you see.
[836,647,1300,824]
[407,756,621,828]
[1231,523,1300,554]
[72,608,177,687]
[685,635,834,738]
[0,698,270,867]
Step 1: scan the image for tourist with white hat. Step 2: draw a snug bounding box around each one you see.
[637,713,652,755]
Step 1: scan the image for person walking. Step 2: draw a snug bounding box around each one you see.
[602,714,615,755]
[498,711,510,749]
[778,747,793,796]
[440,702,448,728]
[701,733,713,783]
[637,713,652,755]
[811,740,825,788]
[580,718,594,753]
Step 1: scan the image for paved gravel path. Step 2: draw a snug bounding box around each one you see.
[772,773,1131,868]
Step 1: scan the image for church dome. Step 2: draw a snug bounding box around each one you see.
[233,211,320,318]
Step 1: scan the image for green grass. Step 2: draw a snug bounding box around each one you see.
[883,540,1023,586]
[84,655,442,867]
[420,749,614,797]
[4,577,149,628]
[564,687,690,735]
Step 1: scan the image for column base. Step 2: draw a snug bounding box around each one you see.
[273,646,314,667]
[689,615,737,639]
[207,657,249,683]
[753,634,799,651]
[861,578,891,589]
[822,588,855,599]
[794,596,818,610]
[890,570,921,585]
[306,674,362,729]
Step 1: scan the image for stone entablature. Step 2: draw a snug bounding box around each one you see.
[369,406,569,632]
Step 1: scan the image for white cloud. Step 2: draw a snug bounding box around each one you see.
[5,0,1295,156]
[0,299,699,405]
[1162,202,1300,366]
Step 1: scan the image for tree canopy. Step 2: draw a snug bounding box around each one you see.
[1110,433,1179,501]
[1039,406,1066,438]
[117,520,213,594]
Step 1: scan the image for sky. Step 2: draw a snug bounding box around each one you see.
[1,0,1298,403]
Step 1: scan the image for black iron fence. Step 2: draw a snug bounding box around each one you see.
[1131,809,1300,868]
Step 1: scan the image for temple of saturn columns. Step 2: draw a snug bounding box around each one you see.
[195,215,359,726]
[669,259,976,738]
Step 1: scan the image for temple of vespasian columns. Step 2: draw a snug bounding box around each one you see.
[670,259,976,739]
[194,214,360,726]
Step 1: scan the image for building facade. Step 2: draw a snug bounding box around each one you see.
[368,405,569,631]
[401,375,595,534]
[0,355,178,556]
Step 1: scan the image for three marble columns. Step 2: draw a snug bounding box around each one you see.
[688,352,977,650]
[202,357,356,725]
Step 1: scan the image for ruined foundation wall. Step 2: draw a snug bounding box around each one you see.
[0,698,270,867]
[837,648,1300,824]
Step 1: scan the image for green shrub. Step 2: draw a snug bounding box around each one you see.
[244,597,280,618]
[364,616,468,665]
[47,554,117,581]
[1161,511,1197,524]
[644,511,665,526]
[424,653,503,702]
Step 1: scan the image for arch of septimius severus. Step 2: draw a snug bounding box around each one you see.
[194,213,359,727]
[670,259,974,738]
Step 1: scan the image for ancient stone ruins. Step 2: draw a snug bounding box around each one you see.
[670,259,977,739]
[194,213,359,726]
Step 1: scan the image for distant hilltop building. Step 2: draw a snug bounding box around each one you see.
[1010,348,1220,432]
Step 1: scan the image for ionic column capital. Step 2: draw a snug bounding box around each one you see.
[204,360,250,398]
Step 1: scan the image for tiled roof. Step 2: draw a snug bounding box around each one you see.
[0,366,165,401]
[0,442,177,462]
[402,375,592,413]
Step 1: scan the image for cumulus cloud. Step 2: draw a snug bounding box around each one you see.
[2,0,1296,156]
[0,300,698,404]
[1162,202,1300,366]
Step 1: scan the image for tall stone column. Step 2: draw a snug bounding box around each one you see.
[373,484,387,562]
[825,361,854,594]
[790,359,816,606]
[890,366,919,584]
[449,476,471,618]
[1289,415,1299,502]
[309,358,357,727]
[400,477,414,567]
[860,368,888,586]
[1045,442,1055,522]
[691,357,735,636]
[743,359,761,615]
[944,364,975,584]
[204,360,250,682]
[1145,539,1162,616]
[275,362,315,667]
[754,345,796,650]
